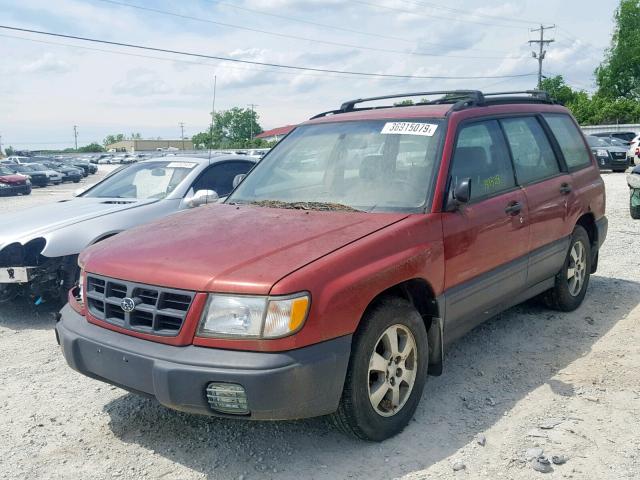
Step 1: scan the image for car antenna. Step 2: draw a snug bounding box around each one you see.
[207,75,217,167]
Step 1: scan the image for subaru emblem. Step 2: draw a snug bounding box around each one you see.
[121,297,137,313]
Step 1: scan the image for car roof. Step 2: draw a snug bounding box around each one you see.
[137,154,256,165]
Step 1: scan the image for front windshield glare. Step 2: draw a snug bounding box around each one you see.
[84,161,196,199]
[227,120,443,212]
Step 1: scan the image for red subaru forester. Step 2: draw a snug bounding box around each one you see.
[56,90,607,441]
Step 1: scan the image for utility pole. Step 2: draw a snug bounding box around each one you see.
[179,122,185,150]
[247,103,258,141]
[73,125,78,151]
[529,25,555,90]
[0,133,3,156]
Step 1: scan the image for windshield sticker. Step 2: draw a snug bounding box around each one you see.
[381,122,438,136]
[166,162,197,169]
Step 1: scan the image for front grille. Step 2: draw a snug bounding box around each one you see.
[612,152,627,159]
[86,274,195,336]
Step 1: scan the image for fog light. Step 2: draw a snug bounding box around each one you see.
[206,383,249,414]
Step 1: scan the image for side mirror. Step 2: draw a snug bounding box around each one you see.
[446,177,471,211]
[188,189,219,207]
[232,174,246,188]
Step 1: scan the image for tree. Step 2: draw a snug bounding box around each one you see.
[5,146,15,156]
[77,143,104,153]
[540,76,579,105]
[103,133,125,146]
[596,0,640,99]
[192,107,264,149]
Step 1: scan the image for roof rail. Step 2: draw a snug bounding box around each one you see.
[309,90,556,120]
[339,90,484,113]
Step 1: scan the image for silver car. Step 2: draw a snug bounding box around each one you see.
[0,155,256,304]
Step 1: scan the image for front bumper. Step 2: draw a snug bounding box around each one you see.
[0,184,30,196]
[56,304,351,420]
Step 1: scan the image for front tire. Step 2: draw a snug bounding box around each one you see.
[543,225,591,311]
[330,298,428,441]
[631,191,640,219]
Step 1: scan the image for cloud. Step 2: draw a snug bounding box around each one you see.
[19,53,72,74]
[112,69,172,96]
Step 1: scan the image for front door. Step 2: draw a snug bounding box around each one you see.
[442,119,530,342]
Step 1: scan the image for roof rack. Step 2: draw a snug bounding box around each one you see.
[309,90,556,119]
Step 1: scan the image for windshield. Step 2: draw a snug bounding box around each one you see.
[587,136,608,147]
[0,166,14,176]
[227,120,443,212]
[12,165,32,173]
[84,160,197,199]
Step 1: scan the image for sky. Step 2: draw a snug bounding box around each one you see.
[0,0,621,150]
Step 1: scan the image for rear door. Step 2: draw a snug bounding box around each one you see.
[500,116,572,286]
[442,119,529,341]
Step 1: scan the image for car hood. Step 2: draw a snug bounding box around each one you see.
[0,197,159,251]
[0,174,27,183]
[81,204,409,294]
[604,146,628,153]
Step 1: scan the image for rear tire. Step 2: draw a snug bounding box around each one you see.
[330,298,428,441]
[543,225,591,311]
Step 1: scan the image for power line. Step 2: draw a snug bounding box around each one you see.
[404,0,543,26]
[212,0,521,54]
[350,0,531,30]
[529,25,555,89]
[92,0,525,60]
[0,25,538,80]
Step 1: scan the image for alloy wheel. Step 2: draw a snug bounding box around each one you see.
[367,324,418,417]
[567,240,587,297]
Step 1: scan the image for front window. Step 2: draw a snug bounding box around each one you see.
[227,120,443,212]
[84,160,197,199]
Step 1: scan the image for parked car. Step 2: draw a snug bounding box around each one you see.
[27,163,64,185]
[592,131,637,144]
[628,165,640,219]
[4,155,31,165]
[61,159,90,177]
[245,148,271,159]
[56,90,607,441]
[0,165,31,196]
[39,161,83,183]
[627,135,640,166]
[586,135,630,172]
[2,163,50,187]
[0,155,255,304]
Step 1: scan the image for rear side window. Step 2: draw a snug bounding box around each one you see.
[501,117,559,184]
[192,161,254,196]
[450,120,515,201]
[543,114,592,170]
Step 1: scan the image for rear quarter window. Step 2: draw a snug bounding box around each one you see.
[543,114,592,170]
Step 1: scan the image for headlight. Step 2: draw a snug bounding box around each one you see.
[199,293,310,338]
[0,183,9,188]
[596,149,609,158]
[77,269,85,302]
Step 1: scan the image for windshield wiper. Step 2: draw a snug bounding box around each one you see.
[248,200,363,212]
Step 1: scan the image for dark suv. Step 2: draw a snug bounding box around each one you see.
[57,90,607,441]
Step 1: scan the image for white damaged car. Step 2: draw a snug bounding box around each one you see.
[0,155,256,304]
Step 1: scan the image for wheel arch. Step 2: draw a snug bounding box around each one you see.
[575,212,598,273]
[360,278,444,376]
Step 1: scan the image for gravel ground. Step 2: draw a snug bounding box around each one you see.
[1,171,639,480]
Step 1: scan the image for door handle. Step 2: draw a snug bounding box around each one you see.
[560,183,572,195]
[505,201,522,216]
